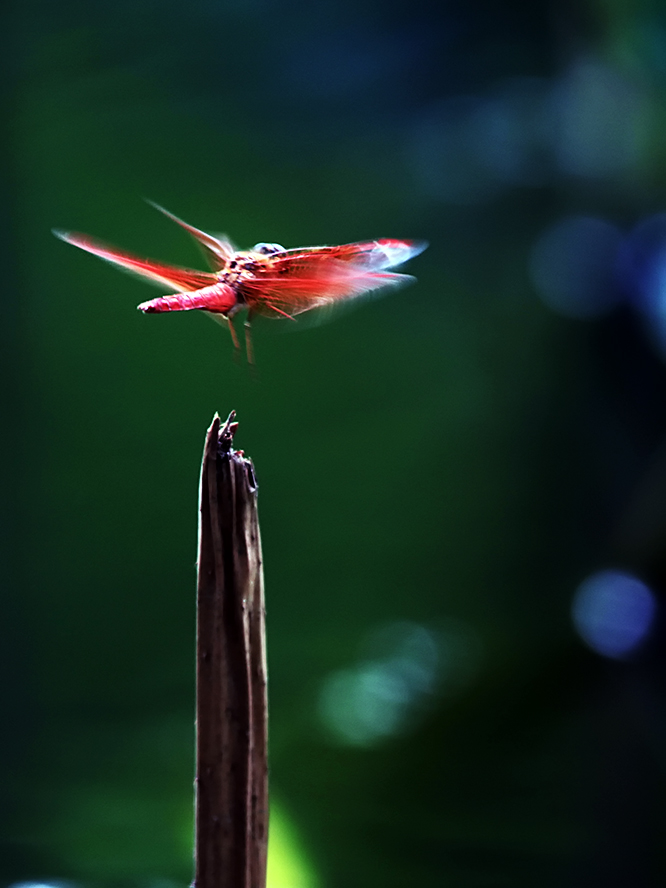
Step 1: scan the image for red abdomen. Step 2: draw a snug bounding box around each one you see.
[138,282,237,315]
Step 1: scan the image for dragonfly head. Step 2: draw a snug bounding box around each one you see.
[252,242,286,255]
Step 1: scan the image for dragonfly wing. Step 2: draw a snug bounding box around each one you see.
[359,238,428,270]
[240,242,426,318]
[274,239,428,272]
[145,201,234,271]
[54,230,217,292]
[241,264,415,319]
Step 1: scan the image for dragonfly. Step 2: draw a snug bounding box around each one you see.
[54,202,427,363]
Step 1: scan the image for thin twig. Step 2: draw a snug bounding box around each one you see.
[195,412,268,888]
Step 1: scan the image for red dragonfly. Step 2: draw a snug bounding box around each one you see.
[54,202,427,362]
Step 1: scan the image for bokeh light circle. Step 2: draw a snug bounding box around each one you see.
[572,569,657,659]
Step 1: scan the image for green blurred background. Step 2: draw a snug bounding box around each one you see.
[3,0,666,885]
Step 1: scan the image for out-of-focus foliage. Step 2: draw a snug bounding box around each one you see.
[2,0,666,885]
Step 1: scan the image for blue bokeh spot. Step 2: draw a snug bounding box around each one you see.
[572,570,657,659]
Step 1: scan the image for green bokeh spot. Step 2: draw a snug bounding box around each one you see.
[268,802,319,888]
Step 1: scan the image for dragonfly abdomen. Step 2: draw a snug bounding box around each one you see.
[138,282,238,316]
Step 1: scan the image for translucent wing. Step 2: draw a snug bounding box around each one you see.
[53,230,218,292]
[145,201,235,271]
[240,239,427,319]
[273,239,428,271]
[242,271,415,319]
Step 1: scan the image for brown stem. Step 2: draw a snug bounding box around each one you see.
[195,412,268,888]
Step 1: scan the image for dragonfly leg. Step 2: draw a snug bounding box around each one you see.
[227,316,241,351]
[244,311,255,366]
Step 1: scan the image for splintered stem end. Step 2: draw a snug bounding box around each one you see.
[219,410,239,452]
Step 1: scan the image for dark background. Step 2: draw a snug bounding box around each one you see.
[3,0,666,885]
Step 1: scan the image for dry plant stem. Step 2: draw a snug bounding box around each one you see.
[195,412,268,888]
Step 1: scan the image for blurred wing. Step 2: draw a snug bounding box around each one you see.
[53,230,218,292]
[241,239,426,318]
[275,238,428,272]
[242,261,415,319]
[145,200,235,271]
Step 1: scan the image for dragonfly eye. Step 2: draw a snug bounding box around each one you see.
[252,242,286,255]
